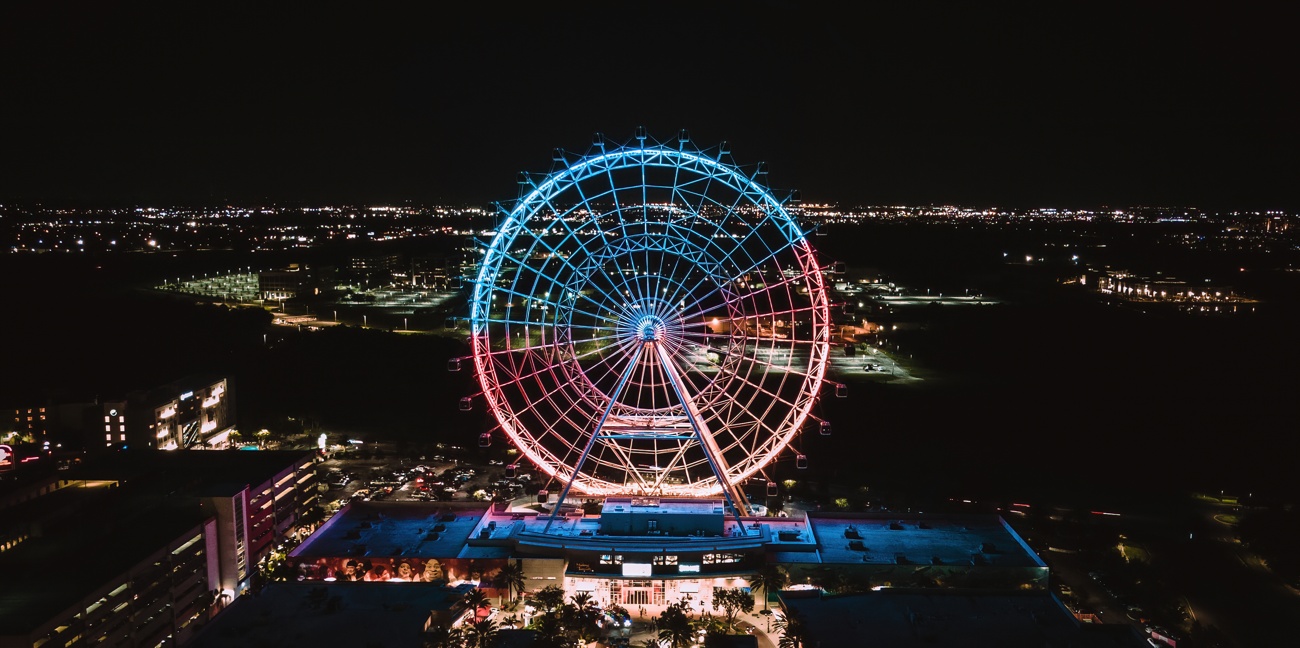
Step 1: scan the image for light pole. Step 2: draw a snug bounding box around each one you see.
[363,315,367,327]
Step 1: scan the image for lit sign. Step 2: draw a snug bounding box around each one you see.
[622,563,652,577]
[180,391,194,401]
[0,445,13,472]
[678,563,700,573]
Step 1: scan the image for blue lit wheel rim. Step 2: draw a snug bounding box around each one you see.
[470,135,831,497]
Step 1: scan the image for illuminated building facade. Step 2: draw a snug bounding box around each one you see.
[289,499,1048,614]
[4,406,49,442]
[8,375,235,453]
[134,376,235,450]
[257,265,313,301]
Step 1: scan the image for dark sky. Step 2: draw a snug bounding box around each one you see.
[2,2,1296,209]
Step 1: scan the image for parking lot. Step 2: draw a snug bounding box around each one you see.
[317,443,535,512]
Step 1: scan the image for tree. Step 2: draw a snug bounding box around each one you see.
[711,588,754,631]
[749,566,788,612]
[463,587,490,617]
[527,585,567,614]
[529,608,573,648]
[465,618,498,648]
[774,608,807,648]
[657,601,695,648]
[495,560,526,605]
[423,625,466,648]
[568,593,601,644]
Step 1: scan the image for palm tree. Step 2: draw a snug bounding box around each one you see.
[424,624,466,648]
[495,560,526,605]
[529,610,570,648]
[657,601,694,648]
[569,593,601,644]
[749,566,788,612]
[774,607,806,648]
[463,587,490,618]
[465,618,498,648]
[570,592,593,609]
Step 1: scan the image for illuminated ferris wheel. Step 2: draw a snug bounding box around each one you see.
[466,130,832,515]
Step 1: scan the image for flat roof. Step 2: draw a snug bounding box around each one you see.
[0,451,315,631]
[66,449,315,493]
[804,513,1046,567]
[291,501,490,560]
[780,590,1146,647]
[0,485,209,633]
[188,582,472,648]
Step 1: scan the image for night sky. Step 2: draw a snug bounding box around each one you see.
[2,2,1297,209]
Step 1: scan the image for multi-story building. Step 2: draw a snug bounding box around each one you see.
[263,498,1142,647]
[26,375,235,452]
[289,498,1050,607]
[257,265,313,301]
[0,451,319,648]
[131,375,235,451]
[347,254,404,285]
[4,405,50,442]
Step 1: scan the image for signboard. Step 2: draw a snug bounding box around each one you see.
[0,445,12,472]
[622,563,653,577]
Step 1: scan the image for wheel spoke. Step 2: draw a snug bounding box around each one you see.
[469,138,831,501]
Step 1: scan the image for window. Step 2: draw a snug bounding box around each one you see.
[703,552,742,565]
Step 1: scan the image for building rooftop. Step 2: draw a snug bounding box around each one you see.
[0,481,210,633]
[63,449,314,493]
[188,581,473,648]
[291,501,491,560]
[804,513,1046,567]
[0,451,315,633]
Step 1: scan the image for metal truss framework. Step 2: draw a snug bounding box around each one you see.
[468,133,831,523]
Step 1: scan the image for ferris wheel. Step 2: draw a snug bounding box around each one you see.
[466,130,832,515]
